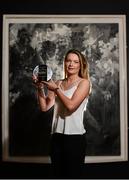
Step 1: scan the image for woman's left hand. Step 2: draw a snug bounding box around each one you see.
[42,79,58,91]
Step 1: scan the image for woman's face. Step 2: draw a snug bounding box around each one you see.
[65,53,81,76]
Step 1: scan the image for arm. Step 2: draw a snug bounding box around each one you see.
[56,79,90,112]
[44,79,90,113]
[37,87,55,112]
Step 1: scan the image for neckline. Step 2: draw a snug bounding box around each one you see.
[60,78,82,91]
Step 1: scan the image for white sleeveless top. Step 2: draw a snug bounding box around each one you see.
[51,80,88,135]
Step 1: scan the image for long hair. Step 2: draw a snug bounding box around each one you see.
[64,49,92,94]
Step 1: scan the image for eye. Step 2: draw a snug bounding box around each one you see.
[65,59,71,62]
[74,61,79,63]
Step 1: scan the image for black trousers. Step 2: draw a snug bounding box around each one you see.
[49,133,86,178]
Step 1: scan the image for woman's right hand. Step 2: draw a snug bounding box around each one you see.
[32,75,44,89]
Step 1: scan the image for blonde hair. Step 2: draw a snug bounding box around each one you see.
[64,49,92,94]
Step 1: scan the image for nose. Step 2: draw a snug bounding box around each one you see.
[69,61,73,66]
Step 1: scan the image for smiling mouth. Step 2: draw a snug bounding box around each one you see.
[68,68,74,70]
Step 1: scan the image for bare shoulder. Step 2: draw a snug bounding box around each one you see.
[79,78,91,95]
[79,78,90,86]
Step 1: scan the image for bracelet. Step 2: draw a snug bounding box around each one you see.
[54,87,60,92]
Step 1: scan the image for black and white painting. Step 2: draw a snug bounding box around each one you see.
[2,15,128,163]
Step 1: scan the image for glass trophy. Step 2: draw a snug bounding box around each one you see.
[33,64,53,82]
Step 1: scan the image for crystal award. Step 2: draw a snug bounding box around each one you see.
[33,64,53,82]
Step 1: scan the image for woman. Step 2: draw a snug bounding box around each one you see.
[33,49,91,178]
